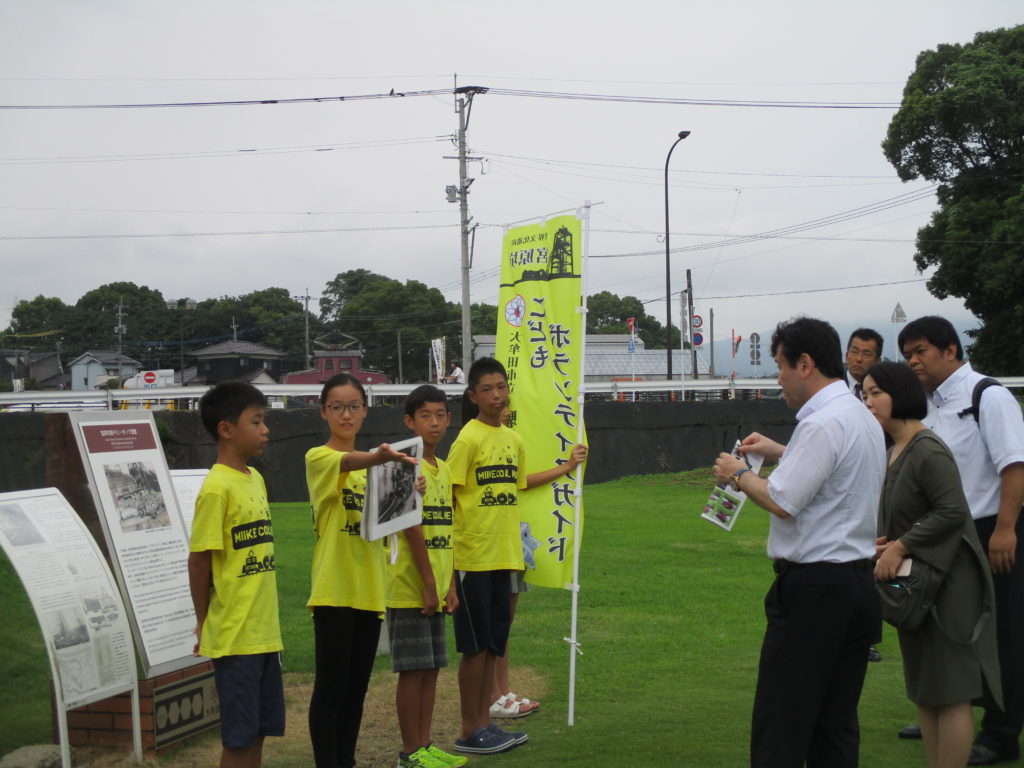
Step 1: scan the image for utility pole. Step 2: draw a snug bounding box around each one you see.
[294,289,312,368]
[231,316,238,341]
[396,329,403,384]
[709,307,715,377]
[686,269,698,379]
[447,84,488,374]
[114,301,127,384]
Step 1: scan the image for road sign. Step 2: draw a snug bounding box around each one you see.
[691,314,703,329]
[692,331,704,347]
[143,371,157,388]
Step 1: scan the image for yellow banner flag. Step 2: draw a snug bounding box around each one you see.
[495,214,586,589]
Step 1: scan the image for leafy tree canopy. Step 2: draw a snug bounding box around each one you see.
[883,25,1024,373]
[6,295,70,338]
[587,290,682,349]
[321,270,459,381]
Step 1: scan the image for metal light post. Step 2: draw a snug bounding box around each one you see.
[663,130,690,380]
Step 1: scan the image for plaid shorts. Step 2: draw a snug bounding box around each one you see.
[386,608,448,672]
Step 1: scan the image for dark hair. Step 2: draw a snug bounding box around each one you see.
[320,373,367,405]
[770,317,844,379]
[467,357,508,390]
[405,384,449,417]
[865,361,927,420]
[847,327,884,357]
[199,382,267,440]
[897,316,964,361]
[460,388,478,426]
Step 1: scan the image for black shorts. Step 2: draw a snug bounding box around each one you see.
[453,570,512,655]
[212,652,285,748]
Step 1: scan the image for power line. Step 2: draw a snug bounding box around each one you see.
[634,278,929,306]
[0,85,899,111]
[0,223,459,241]
[590,186,938,259]
[484,87,900,109]
[0,135,452,165]
[479,150,900,180]
[698,278,928,301]
[0,88,454,110]
[0,205,452,216]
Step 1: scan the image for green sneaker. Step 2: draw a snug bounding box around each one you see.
[398,747,448,768]
[426,743,469,767]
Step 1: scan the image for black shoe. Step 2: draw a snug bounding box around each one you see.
[968,744,1020,765]
[898,724,922,740]
[868,645,882,662]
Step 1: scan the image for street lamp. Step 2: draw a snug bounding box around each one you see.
[664,130,691,380]
[166,298,197,379]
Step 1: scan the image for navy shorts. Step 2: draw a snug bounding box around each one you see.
[212,652,285,748]
[453,570,512,655]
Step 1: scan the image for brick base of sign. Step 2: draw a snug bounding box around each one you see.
[53,661,218,754]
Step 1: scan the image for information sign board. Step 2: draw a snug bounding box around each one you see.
[69,412,198,677]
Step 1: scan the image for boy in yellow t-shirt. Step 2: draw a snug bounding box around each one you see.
[385,385,466,768]
[188,382,283,768]
[447,358,528,755]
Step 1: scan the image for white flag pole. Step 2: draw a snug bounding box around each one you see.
[566,200,591,726]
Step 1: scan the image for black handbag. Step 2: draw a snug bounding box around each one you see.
[876,557,946,632]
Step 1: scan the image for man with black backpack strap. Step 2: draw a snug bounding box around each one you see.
[899,315,1024,766]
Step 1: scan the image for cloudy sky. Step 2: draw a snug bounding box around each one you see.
[1,0,1019,362]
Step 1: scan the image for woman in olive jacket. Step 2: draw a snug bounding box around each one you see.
[866,361,1001,768]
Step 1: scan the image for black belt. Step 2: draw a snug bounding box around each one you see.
[772,558,872,575]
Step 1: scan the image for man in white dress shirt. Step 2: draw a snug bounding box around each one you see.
[845,328,883,401]
[714,316,885,768]
[899,315,1024,766]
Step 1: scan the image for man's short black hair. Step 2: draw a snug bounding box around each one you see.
[467,357,508,390]
[320,373,367,405]
[199,382,267,440]
[897,315,964,361]
[405,384,449,417]
[770,317,844,379]
[865,361,927,420]
[847,327,884,357]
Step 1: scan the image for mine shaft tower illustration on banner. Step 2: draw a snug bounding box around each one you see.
[496,212,588,591]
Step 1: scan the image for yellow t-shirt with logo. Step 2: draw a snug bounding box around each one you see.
[447,419,527,571]
[305,445,385,612]
[189,463,282,658]
[386,457,455,608]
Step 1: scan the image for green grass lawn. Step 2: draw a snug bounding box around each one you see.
[1,472,936,766]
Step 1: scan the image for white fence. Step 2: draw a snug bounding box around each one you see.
[1,377,1023,412]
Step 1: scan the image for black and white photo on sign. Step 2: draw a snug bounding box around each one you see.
[104,460,170,532]
[362,436,423,542]
[47,607,91,650]
[0,502,46,547]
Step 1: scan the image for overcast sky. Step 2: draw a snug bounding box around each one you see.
[1,0,1020,362]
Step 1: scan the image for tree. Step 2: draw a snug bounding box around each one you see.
[6,295,70,339]
[321,270,460,381]
[882,25,1024,373]
[63,282,171,364]
[586,290,681,349]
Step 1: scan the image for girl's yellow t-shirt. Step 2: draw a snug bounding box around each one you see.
[305,445,385,612]
[385,457,455,608]
[190,464,282,658]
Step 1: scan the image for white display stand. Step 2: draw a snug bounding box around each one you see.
[0,488,142,768]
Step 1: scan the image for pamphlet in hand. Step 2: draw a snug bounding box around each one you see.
[361,436,423,542]
[701,440,765,531]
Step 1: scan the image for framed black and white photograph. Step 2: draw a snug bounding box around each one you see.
[361,436,423,542]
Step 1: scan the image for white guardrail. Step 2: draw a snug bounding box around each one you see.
[1,377,1022,412]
